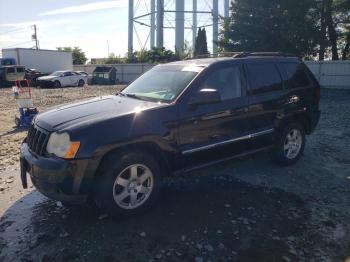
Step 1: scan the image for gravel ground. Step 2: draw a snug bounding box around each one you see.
[0,87,349,262]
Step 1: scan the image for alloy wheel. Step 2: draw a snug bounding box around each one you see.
[112,164,153,209]
[284,129,302,159]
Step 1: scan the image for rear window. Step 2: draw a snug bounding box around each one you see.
[283,63,311,88]
[246,63,283,95]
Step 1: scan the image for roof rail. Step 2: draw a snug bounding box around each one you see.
[233,52,296,58]
[184,51,297,60]
[185,52,246,60]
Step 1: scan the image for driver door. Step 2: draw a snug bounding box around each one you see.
[177,62,251,164]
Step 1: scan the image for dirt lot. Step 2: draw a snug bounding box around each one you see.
[0,87,350,262]
[0,86,123,172]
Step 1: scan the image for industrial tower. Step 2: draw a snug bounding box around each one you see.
[128,0,230,57]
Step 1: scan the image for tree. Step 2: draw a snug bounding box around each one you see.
[194,28,209,57]
[57,47,88,65]
[335,0,350,60]
[105,53,125,64]
[126,47,179,63]
[218,0,319,58]
[314,0,349,60]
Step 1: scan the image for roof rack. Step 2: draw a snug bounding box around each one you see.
[185,52,245,60]
[233,52,296,58]
[185,52,296,60]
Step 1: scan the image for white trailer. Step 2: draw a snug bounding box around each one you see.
[1,48,73,73]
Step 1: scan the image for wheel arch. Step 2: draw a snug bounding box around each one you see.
[276,112,312,135]
[94,141,172,180]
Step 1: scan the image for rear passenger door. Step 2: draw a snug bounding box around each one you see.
[280,62,315,113]
[243,60,285,142]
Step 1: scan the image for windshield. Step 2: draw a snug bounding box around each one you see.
[50,71,64,76]
[121,64,202,102]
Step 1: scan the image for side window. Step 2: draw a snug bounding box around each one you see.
[246,63,282,95]
[16,67,24,73]
[201,66,242,100]
[283,63,311,88]
[64,72,72,76]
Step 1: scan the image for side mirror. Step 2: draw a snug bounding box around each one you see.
[189,88,221,106]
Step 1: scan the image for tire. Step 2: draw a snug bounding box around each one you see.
[15,117,21,128]
[54,80,61,88]
[78,79,85,87]
[95,150,161,218]
[272,122,305,166]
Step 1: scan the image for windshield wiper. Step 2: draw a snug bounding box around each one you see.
[119,93,143,100]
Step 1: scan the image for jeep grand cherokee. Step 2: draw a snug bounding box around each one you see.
[20,53,321,218]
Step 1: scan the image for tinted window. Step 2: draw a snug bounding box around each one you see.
[64,72,73,76]
[283,63,311,88]
[201,66,242,100]
[246,63,282,94]
[17,67,24,73]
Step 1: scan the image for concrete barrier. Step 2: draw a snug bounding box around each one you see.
[305,61,350,89]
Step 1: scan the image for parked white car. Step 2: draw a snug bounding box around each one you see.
[36,71,87,88]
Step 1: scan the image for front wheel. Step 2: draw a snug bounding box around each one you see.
[78,79,85,87]
[53,80,61,88]
[95,151,161,218]
[272,122,305,166]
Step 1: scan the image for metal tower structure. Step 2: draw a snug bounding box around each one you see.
[128,0,230,57]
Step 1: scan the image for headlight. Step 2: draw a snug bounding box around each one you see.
[46,132,80,159]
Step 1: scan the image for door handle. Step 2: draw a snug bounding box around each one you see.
[281,95,300,105]
[288,95,300,104]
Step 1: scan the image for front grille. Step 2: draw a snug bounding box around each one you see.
[27,125,49,156]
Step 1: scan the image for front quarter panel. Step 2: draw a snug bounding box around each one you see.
[71,104,179,160]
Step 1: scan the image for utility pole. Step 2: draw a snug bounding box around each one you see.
[32,24,38,49]
[107,40,110,57]
[150,0,156,49]
[128,0,134,58]
[156,0,164,48]
[192,0,197,54]
[212,0,218,53]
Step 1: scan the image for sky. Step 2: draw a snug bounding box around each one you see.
[0,0,226,60]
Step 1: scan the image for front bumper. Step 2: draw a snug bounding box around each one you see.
[20,142,89,204]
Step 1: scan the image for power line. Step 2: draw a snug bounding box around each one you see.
[0,26,31,36]
[1,41,33,49]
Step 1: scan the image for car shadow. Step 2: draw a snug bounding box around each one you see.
[0,167,309,262]
[0,126,28,137]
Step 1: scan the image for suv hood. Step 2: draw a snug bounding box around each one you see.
[35,95,163,131]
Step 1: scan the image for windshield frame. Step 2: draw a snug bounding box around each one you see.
[120,64,204,103]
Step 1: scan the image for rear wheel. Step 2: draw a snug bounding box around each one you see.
[54,80,61,88]
[95,151,161,218]
[272,122,305,166]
